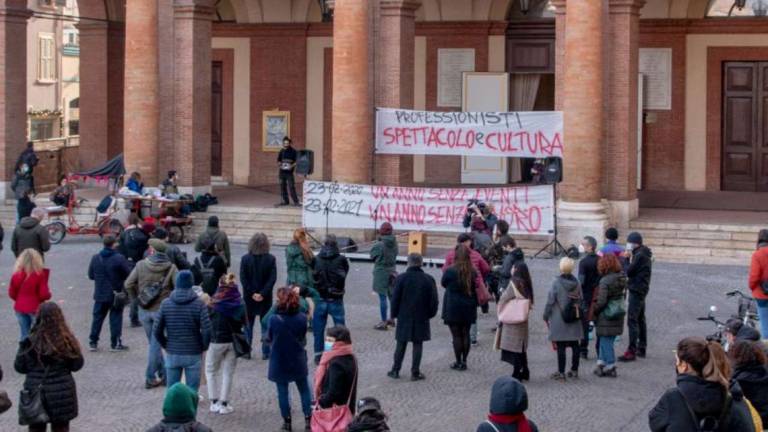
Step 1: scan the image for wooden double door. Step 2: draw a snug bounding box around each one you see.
[722,62,768,191]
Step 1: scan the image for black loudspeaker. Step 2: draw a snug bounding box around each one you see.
[544,157,562,184]
[296,150,314,176]
[336,236,358,253]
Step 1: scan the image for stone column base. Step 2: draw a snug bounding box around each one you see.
[0,181,11,201]
[179,185,212,196]
[556,200,610,247]
[606,198,639,230]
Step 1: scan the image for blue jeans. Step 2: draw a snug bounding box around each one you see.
[16,312,35,341]
[165,353,202,393]
[139,309,165,383]
[598,335,617,368]
[378,293,389,322]
[313,299,345,358]
[275,378,312,419]
[89,301,124,347]
[757,299,768,339]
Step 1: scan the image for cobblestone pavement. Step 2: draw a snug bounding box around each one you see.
[0,236,753,431]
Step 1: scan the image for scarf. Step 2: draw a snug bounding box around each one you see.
[212,284,243,317]
[313,342,354,400]
[487,414,531,432]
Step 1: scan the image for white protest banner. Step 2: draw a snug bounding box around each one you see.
[375,108,564,158]
[302,180,554,235]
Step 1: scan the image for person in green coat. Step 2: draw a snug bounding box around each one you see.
[371,222,399,330]
[286,228,315,289]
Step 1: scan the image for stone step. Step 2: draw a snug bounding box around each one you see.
[629,220,762,234]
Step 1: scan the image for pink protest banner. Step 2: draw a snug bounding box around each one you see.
[375,108,564,158]
[302,180,554,235]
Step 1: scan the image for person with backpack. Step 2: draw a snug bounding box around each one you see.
[475,376,539,432]
[240,232,277,360]
[194,238,227,297]
[87,235,132,352]
[311,235,350,365]
[619,232,653,362]
[543,257,583,382]
[592,254,627,378]
[649,337,756,432]
[371,222,398,331]
[195,216,231,267]
[151,228,191,271]
[124,238,178,389]
[120,214,150,328]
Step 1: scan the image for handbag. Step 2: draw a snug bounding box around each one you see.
[113,290,130,309]
[497,282,530,325]
[227,320,251,358]
[18,367,49,426]
[311,360,357,432]
[0,390,11,415]
[138,268,173,308]
[602,296,626,321]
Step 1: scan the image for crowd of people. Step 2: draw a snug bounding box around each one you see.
[1,194,768,432]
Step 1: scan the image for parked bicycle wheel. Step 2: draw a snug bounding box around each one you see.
[46,221,67,244]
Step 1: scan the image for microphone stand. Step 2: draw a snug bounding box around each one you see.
[324,181,338,239]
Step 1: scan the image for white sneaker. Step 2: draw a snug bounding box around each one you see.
[218,403,234,415]
[209,401,221,413]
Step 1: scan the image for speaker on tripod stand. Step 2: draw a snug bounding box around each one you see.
[534,157,567,259]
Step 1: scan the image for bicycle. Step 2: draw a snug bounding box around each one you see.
[725,290,759,329]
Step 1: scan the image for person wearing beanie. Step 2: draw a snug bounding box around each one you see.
[476,376,539,432]
[348,397,391,432]
[619,231,653,362]
[125,237,179,389]
[371,222,399,330]
[151,227,191,271]
[146,383,212,432]
[154,270,212,392]
[195,215,231,267]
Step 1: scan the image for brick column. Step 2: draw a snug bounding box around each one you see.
[556,0,609,244]
[552,0,565,111]
[374,0,419,186]
[331,0,372,184]
[77,22,109,170]
[173,0,214,193]
[0,1,30,199]
[123,0,159,184]
[107,22,125,159]
[605,0,644,225]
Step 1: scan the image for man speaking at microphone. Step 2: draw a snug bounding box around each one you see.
[277,136,301,207]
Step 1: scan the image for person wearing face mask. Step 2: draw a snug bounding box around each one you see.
[314,326,358,429]
[619,232,653,363]
[649,337,756,432]
[577,236,600,359]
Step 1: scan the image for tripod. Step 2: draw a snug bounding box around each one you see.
[534,183,566,259]
[323,181,338,238]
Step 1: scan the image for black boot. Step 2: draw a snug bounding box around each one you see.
[282,417,292,431]
[521,368,530,382]
[305,416,312,431]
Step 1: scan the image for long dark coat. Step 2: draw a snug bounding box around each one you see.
[240,253,277,317]
[441,267,478,325]
[15,339,84,424]
[390,267,439,343]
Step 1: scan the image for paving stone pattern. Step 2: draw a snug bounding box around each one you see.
[0,236,752,431]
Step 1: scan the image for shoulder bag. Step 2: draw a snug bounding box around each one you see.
[138,267,174,309]
[677,388,732,432]
[0,390,11,415]
[18,366,49,426]
[227,318,251,358]
[497,282,531,325]
[311,359,357,432]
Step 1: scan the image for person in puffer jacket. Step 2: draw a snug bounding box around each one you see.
[476,376,539,432]
[146,383,212,432]
[154,270,212,393]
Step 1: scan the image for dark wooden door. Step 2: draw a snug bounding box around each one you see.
[211,61,223,177]
[722,62,768,191]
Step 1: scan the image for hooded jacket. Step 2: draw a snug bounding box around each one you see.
[543,274,584,342]
[195,227,231,266]
[627,245,653,296]
[313,244,350,300]
[154,283,212,355]
[476,376,539,432]
[371,234,398,295]
[732,364,768,425]
[124,254,178,312]
[649,374,755,431]
[146,383,212,432]
[11,216,51,258]
[88,247,132,303]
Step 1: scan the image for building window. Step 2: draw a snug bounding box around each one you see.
[31,119,55,141]
[68,120,79,136]
[707,0,768,16]
[38,34,56,82]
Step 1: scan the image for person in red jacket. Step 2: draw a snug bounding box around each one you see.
[8,248,51,341]
[748,229,768,341]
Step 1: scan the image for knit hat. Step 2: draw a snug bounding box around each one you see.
[208,216,219,228]
[379,222,393,236]
[356,397,383,416]
[152,227,169,240]
[627,232,643,245]
[176,270,194,290]
[162,383,198,424]
[148,238,167,254]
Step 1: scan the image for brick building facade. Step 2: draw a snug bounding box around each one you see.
[1,0,766,243]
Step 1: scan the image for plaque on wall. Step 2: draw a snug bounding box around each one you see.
[639,48,672,110]
[437,48,475,108]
